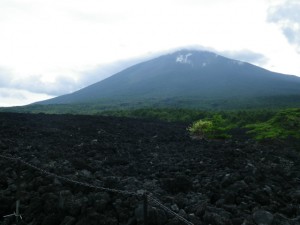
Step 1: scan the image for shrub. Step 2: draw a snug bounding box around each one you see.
[188,120,213,138]
[188,114,232,139]
[246,108,300,140]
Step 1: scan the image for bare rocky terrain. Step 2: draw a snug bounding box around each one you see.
[0,112,300,225]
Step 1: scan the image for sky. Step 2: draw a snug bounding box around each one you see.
[0,0,300,106]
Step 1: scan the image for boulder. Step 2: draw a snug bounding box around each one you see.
[253,210,273,225]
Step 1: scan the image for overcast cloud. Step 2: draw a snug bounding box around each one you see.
[0,55,158,97]
[268,0,300,52]
[0,88,54,107]
[0,0,300,106]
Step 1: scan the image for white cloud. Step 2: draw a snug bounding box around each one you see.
[0,88,54,107]
[267,0,300,52]
[219,50,269,66]
[0,54,157,99]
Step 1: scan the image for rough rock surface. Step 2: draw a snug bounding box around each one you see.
[0,112,300,225]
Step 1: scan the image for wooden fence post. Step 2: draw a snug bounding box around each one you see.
[143,192,148,225]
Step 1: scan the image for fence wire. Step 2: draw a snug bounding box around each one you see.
[0,153,194,225]
[148,195,194,225]
[0,154,138,196]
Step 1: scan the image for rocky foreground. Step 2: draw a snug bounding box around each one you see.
[0,112,300,225]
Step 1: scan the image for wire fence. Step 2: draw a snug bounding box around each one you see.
[0,153,194,225]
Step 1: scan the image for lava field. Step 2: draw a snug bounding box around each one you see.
[0,112,300,225]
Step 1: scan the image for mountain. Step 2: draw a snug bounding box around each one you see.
[36,50,300,108]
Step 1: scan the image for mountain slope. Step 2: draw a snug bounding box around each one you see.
[37,50,300,106]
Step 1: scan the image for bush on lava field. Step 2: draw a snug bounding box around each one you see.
[246,108,300,140]
[188,114,232,139]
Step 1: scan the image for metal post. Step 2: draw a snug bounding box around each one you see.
[16,159,21,224]
[143,193,148,225]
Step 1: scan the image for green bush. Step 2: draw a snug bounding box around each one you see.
[246,108,300,140]
[188,120,213,138]
[188,114,232,139]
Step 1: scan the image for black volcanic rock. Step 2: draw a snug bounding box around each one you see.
[1,113,300,224]
[36,50,300,105]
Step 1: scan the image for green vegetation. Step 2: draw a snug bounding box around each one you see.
[188,120,213,138]
[186,108,300,141]
[1,95,300,115]
[187,115,233,139]
[1,102,299,142]
[246,108,300,140]
[99,108,211,122]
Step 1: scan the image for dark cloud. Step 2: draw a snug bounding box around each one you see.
[220,50,269,65]
[267,1,300,52]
